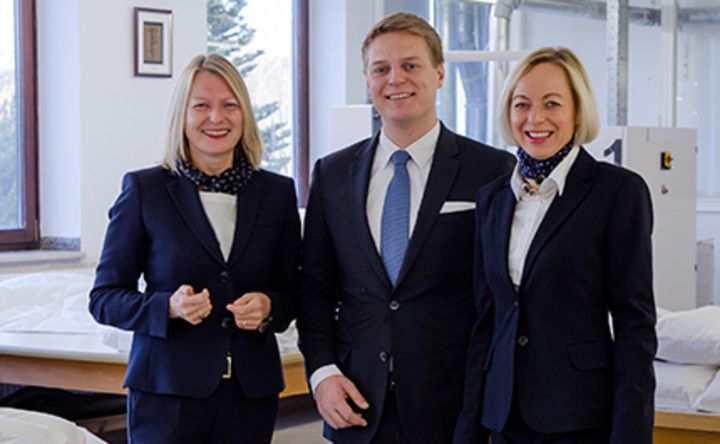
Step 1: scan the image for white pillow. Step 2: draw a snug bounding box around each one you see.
[656,306,671,322]
[654,360,718,411]
[0,407,106,444]
[656,306,720,365]
[695,368,720,412]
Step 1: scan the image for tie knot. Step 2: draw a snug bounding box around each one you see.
[390,150,410,166]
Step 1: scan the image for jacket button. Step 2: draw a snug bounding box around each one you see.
[379,351,388,362]
[517,335,529,347]
[219,271,230,282]
[221,317,232,329]
[389,300,400,311]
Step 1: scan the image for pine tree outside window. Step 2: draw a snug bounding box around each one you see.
[207,0,297,180]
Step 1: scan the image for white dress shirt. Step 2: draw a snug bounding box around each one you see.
[199,191,236,261]
[309,122,441,393]
[366,122,439,250]
[507,146,580,287]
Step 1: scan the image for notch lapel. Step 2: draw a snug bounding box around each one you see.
[166,176,225,266]
[521,149,595,282]
[489,184,518,293]
[228,179,261,266]
[349,134,392,287]
[395,126,459,287]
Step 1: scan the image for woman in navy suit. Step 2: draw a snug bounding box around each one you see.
[89,53,300,443]
[454,47,657,443]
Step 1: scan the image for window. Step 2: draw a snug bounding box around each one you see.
[0,0,38,251]
[207,0,309,201]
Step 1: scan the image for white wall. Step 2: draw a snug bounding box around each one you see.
[37,0,207,262]
[309,0,382,164]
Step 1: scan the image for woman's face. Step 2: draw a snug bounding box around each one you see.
[184,71,243,174]
[510,62,576,160]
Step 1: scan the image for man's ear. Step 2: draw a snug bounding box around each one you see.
[436,64,445,87]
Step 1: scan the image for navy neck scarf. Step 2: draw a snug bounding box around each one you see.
[516,141,574,184]
[176,152,253,195]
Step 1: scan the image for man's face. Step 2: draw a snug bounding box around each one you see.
[365,32,444,133]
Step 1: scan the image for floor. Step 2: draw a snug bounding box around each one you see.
[272,394,327,443]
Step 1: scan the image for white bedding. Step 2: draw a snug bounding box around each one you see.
[655,305,720,414]
[0,268,300,356]
[0,407,106,444]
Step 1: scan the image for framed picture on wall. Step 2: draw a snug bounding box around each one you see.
[134,7,173,77]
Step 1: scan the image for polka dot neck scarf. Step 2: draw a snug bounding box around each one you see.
[176,153,254,195]
[516,141,574,185]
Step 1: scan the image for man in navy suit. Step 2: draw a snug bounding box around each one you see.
[298,12,514,444]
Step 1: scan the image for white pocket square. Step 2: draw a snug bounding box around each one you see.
[440,201,475,214]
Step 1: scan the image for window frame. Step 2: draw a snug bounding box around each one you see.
[0,0,39,251]
[293,0,309,205]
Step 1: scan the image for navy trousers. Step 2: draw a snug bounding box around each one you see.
[128,378,278,444]
[491,398,610,444]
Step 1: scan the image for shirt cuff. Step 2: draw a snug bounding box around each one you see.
[309,364,343,394]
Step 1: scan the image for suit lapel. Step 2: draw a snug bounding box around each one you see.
[521,149,595,282]
[349,134,392,287]
[491,184,517,293]
[396,125,460,286]
[166,175,225,265]
[228,179,261,266]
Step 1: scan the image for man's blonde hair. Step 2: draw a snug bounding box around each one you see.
[361,12,444,70]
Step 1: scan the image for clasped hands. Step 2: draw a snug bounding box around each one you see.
[168,284,270,330]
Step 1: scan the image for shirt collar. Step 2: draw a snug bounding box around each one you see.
[510,146,580,200]
[377,121,440,169]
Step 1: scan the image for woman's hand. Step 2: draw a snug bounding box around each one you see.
[226,292,271,330]
[169,285,212,325]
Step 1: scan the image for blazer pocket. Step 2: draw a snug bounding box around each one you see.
[567,340,611,371]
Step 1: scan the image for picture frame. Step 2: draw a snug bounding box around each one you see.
[133,7,173,77]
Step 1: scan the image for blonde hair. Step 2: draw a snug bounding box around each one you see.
[162,53,262,171]
[498,47,599,147]
[361,12,444,70]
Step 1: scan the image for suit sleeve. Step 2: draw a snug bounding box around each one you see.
[453,190,495,443]
[297,158,342,374]
[262,179,301,333]
[88,172,171,338]
[606,173,657,443]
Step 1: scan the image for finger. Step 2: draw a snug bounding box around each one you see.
[334,400,367,427]
[198,288,210,301]
[179,284,194,296]
[342,380,370,410]
[319,405,351,430]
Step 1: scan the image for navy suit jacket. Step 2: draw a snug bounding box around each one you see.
[299,125,515,444]
[89,166,300,399]
[454,148,657,443]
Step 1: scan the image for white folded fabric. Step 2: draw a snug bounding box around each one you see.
[654,360,718,411]
[657,305,720,365]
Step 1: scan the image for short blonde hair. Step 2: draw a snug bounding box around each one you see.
[361,12,444,70]
[498,47,599,147]
[162,53,262,171]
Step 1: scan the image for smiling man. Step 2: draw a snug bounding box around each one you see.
[298,12,515,444]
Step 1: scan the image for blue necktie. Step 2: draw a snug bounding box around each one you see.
[381,150,411,286]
